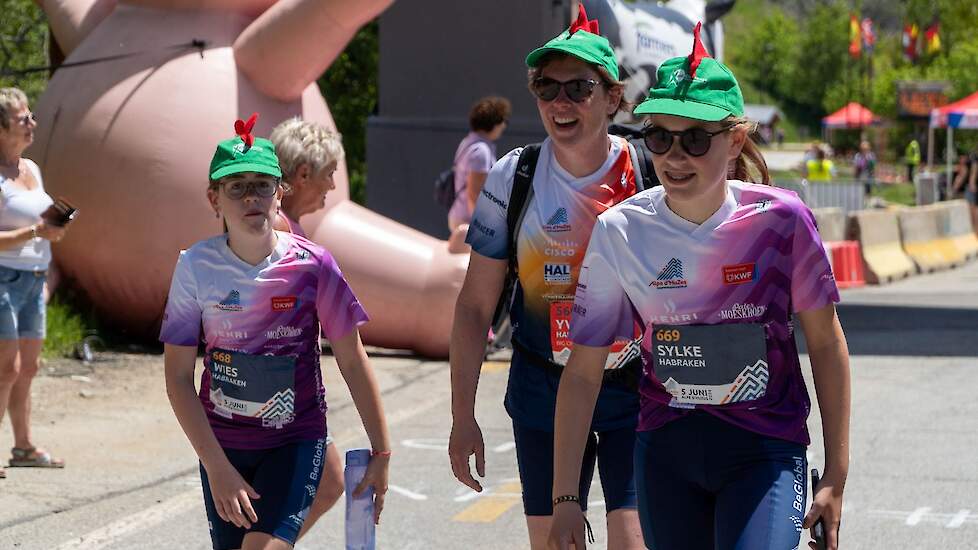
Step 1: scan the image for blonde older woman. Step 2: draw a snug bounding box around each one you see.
[269,117,347,539]
[270,117,344,238]
[0,87,68,479]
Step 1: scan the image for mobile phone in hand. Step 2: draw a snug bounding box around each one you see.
[41,198,77,227]
[811,468,827,550]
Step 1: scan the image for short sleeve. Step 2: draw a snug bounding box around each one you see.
[159,250,203,346]
[570,216,635,347]
[790,205,840,313]
[465,147,522,260]
[464,142,493,174]
[316,252,369,340]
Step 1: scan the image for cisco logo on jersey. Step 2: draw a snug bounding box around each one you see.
[216,290,244,311]
[544,208,571,233]
[545,239,578,257]
[544,263,572,284]
[650,258,688,289]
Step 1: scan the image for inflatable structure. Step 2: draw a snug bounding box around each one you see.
[30,0,467,357]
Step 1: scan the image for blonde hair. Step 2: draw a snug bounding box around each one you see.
[726,117,771,185]
[0,87,28,131]
[269,117,345,182]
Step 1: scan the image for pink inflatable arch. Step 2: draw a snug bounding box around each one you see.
[30,0,466,357]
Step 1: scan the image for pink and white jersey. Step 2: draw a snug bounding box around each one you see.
[160,232,368,450]
[570,181,839,445]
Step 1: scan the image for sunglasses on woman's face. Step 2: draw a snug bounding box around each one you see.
[531,77,599,103]
[643,125,736,157]
[221,178,280,200]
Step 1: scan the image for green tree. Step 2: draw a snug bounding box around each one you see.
[317,21,378,206]
[0,0,48,103]
[729,7,798,101]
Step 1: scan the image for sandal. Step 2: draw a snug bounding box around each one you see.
[9,447,66,468]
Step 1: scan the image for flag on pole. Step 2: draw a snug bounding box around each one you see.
[924,21,941,54]
[861,18,875,55]
[903,23,919,62]
[849,14,862,58]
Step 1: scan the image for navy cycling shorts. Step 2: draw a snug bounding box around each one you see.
[513,421,637,516]
[634,413,807,550]
[199,438,326,550]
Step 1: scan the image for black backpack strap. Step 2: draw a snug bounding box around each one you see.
[627,137,659,191]
[506,144,542,275]
[490,144,541,330]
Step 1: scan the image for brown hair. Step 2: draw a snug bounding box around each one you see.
[526,51,632,118]
[469,96,512,133]
[728,118,771,185]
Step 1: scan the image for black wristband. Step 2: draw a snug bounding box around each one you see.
[552,494,580,506]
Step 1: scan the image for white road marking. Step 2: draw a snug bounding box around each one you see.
[453,478,522,502]
[946,509,971,529]
[493,441,516,453]
[905,507,931,526]
[401,438,448,451]
[388,484,428,501]
[54,491,199,550]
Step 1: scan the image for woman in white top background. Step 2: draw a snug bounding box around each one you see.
[0,87,69,479]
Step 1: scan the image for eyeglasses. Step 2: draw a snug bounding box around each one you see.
[642,125,736,157]
[531,77,599,103]
[220,178,281,200]
[15,112,36,126]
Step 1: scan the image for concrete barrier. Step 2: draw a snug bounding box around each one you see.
[931,200,978,260]
[848,209,916,284]
[897,206,962,272]
[813,208,847,243]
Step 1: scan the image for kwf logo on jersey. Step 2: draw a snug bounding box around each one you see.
[650,258,688,289]
[271,296,297,311]
[544,207,571,232]
[544,263,572,284]
[722,263,756,285]
[216,290,243,311]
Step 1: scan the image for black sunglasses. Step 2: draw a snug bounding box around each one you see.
[643,125,736,157]
[531,77,599,103]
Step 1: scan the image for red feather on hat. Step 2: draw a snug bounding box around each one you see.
[234,112,258,148]
[568,4,599,36]
[687,22,711,79]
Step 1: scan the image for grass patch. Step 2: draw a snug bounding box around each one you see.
[44,295,87,359]
[872,183,915,207]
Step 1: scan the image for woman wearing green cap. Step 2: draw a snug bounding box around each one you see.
[450,6,645,549]
[161,114,391,550]
[549,24,850,550]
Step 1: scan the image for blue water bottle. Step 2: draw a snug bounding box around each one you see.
[344,448,375,550]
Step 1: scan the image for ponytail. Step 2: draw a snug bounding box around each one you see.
[731,135,771,185]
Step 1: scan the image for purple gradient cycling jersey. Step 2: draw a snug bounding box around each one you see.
[160,232,368,449]
[570,181,839,445]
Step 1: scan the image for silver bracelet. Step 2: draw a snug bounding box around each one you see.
[30,225,37,240]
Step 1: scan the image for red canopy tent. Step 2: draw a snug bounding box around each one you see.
[822,102,881,129]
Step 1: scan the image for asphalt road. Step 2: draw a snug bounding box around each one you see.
[0,261,976,549]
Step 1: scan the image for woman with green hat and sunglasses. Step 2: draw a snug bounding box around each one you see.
[549,24,850,550]
[160,114,391,550]
[449,5,646,549]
